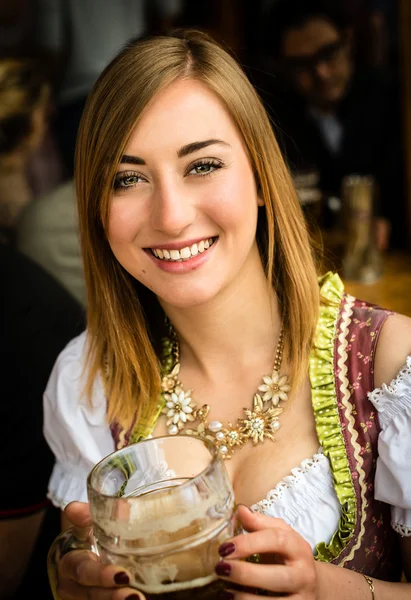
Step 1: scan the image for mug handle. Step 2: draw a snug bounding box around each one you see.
[47,526,98,600]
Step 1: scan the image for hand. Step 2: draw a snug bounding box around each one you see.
[53,501,145,600]
[215,505,317,599]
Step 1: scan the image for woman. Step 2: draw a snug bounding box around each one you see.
[0,58,53,244]
[44,29,411,599]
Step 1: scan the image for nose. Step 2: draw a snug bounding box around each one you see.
[150,177,196,237]
[314,60,332,80]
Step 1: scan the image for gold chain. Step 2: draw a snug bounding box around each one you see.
[362,575,375,600]
[160,326,290,459]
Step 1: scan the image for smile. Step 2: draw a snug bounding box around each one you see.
[150,237,216,262]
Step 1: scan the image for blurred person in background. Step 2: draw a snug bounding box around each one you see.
[257,0,405,251]
[16,178,86,307]
[34,0,183,179]
[0,242,85,599]
[0,58,51,245]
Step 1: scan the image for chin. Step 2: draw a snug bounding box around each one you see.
[158,285,221,310]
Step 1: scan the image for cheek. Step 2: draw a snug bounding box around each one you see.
[107,197,144,244]
[295,73,313,91]
[206,170,259,227]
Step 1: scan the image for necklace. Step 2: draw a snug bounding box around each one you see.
[160,325,291,460]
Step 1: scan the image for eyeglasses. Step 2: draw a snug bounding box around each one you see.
[281,39,346,76]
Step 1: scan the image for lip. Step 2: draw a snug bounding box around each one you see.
[145,236,215,252]
[145,237,218,273]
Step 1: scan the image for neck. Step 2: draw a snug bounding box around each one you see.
[160,259,281,381]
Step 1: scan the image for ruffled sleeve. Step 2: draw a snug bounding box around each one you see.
[368,356,411,536]
[43,331,115,509]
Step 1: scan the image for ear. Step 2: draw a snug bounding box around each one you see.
[256,180,265,206]
[343,27,355,57]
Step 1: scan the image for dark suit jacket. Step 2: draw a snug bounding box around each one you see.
[0,244,86,598]
[258,67,406,246]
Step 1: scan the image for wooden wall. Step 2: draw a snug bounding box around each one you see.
[400,0,411,249]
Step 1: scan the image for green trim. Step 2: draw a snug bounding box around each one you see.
[310,272,357,562]
[129,400,165,444]
[128,331,171,444]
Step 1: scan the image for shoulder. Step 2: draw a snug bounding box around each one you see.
[44,330,89,402]
[19,180,76,227]
[44,329,107,426]
[374,313,411,389]
[0,245,84,330]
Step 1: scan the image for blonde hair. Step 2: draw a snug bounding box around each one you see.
[76,29,320,430]
[0,58,49,159]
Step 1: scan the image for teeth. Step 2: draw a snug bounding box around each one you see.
[180,247,191,259]
[151,238,215,262]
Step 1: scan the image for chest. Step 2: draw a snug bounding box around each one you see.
[150,382,320,507]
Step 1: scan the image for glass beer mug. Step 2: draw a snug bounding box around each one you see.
[341,174,382,283]
[47,436,237,599]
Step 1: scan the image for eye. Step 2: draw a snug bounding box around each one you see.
[113,171,145,190]
[187,159,223,177]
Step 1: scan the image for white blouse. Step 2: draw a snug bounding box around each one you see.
[43,331,411,552]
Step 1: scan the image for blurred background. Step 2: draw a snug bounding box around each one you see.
[0,0,410,311]
[0,2,410,599]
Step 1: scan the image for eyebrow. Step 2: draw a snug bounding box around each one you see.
[120,138,230,165]
[177,138,230,158]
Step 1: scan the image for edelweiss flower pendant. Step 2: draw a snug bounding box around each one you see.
[258,369,291,405]
[160,327,289,459]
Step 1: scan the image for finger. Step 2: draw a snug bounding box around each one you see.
[215,557,304,594]
[59,549,133,589]
[220,527,311,563]
[236,505,292,534]
[59,578,145,600]
[65,501,93,528]
[221,590,285,600]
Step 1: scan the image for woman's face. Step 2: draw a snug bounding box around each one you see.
[108,78,264,309]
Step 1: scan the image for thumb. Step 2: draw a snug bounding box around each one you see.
[237,504,292,533]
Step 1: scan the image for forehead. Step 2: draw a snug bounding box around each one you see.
[281,17,340,58]
[125,79,241,153]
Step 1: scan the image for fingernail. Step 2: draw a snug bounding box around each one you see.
[114,571,130,585]
[217,591,235,600]
[215,561,232,577]
[125,595,142,600]
[237,503,254,513]
[218,542,235,557]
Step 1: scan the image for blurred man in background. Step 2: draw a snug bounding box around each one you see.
[258,0,405,250]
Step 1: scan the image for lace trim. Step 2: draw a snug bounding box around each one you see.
[251,450,325,512]
[47,461,89,509]
[392,520,411,537]
[368,356,411,405]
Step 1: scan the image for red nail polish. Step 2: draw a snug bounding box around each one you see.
[218,542,235,557]
[215,561,232,577]
[114,571,130,585]
[237,503,254,513]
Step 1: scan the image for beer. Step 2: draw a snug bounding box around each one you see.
[144,578,226,599]
[83,438,238,597]
[143,580,267,599]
